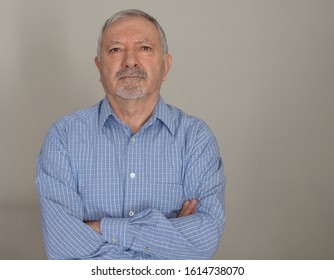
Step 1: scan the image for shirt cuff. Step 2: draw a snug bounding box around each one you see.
[100,217,130,248]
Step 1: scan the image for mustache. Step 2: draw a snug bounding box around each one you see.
[115,68,148,80]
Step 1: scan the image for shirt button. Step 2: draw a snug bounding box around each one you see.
[131,137,136,143]
[144,246,150,251]
[128,210,135,217]
[130,173,136,179]
[112,236,118,244]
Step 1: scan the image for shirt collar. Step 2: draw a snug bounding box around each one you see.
[151,97,175,136]
[98,96,176,136]
[98,97,115,132]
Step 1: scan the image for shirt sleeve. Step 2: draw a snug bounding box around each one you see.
[100,123,226,259]
[36,125,137,259]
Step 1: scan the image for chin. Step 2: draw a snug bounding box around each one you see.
[115,91,148,100]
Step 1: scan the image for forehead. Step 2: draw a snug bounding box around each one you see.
[102,16,161,44]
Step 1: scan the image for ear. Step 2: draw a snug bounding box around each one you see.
[94,56,100,69]
[94,56,102,82]
[162,53,172,81]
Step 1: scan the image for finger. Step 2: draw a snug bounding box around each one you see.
[178,199,198,217]
[187,198,198,215]
[177,200,190,217]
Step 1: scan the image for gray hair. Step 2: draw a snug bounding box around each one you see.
[97,9,168,59]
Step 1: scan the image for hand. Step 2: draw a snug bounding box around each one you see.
[177,198,198,218]
[85,220,101,234]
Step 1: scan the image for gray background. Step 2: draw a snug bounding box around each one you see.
[0,0,333,259]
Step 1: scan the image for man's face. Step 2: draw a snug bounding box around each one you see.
[95,16,171,100]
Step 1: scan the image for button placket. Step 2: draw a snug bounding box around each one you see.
[124,133,139,218]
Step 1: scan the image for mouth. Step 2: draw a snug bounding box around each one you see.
[116,68,148,81]
[118,76,145,83]
[120,75,142,79]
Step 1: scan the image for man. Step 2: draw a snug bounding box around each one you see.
[36,9,225,259]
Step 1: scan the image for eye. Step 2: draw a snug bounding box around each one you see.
[109,47,120,53]
[141,46,152,52]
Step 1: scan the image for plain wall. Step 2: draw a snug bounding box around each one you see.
[0,0,333,259]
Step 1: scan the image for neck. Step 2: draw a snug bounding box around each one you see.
[107,94,159,134]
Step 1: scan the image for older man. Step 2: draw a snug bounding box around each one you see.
[36,9,225,259]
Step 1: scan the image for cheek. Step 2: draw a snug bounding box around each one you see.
[153,65,167,82]
[146,61,165,79]
[100,66,116,82]
[99,58,120,77]
[99,68,117,91]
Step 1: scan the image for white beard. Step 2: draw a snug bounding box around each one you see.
[115,89,147,100]
[115,78,147,99]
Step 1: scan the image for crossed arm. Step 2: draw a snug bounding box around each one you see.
[86,198,198,234]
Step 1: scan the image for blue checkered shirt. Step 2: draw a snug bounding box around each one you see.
[36,97,225,259]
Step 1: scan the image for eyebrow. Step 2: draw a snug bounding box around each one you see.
[108,40,122,46]
[107,39,153,46]
[135,39,151,44]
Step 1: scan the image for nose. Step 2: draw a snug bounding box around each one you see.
[121,49,138,68]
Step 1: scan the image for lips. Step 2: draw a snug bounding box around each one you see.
[120,75,142,79]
